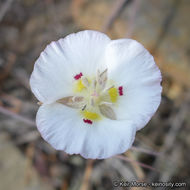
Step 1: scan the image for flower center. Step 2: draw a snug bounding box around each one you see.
[57,69,123,125]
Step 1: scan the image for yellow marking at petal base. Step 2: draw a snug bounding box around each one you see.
[108,87,118,103]
[82,110,100,120]
[76,79,85,92]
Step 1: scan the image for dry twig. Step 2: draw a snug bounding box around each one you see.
[0,106,36,127]
[79,159,94,190]
[126,0,141,38]
[102,0,130,32]
[116,155,159,172]
[126,151,145,180]
[131,146,161,157]
[147,93,190,181]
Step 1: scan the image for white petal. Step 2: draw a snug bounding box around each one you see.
[105,39,162,130]
[36,103,87,154]
[81,119,136,159]
[30,30,111,103]
[36,103,136,159]
[58,30,111,76]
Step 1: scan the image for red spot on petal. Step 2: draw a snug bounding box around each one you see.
[74,72,83,80]
[118,86,122,90]
[83,119,93,124]
[118,86,123,96]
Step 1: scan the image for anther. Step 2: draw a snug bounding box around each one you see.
[97,68,108,88]
[99,68,108,77]
[99,101,113,106]
[81,76,89,87]
[104,85,114,92]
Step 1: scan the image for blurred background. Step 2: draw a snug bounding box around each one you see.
[0,0,189,189]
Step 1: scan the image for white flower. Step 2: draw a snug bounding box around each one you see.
[30,30,162,159]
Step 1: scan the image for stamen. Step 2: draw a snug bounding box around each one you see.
[97,68,108,89]
[74,72,83,80]
[99,104,116,120]
[118,86,123,96]
[83,119,93,124]
[72,96,84,102]
[103,85,114,93]
[81,76,89,87]
[57,96,85,109]
[106,85,114,90]
[99,68,108,78]
[100,101,113,106]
